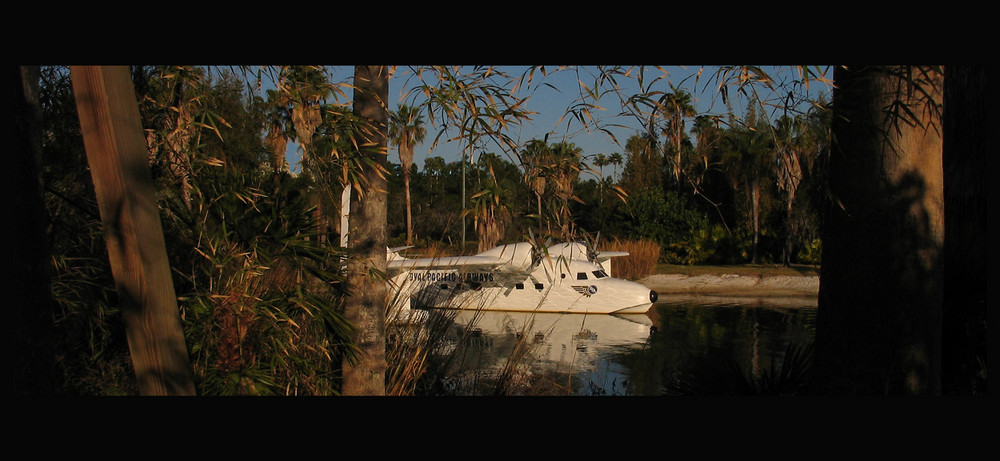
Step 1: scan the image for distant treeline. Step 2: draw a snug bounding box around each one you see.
[384,95,830,267]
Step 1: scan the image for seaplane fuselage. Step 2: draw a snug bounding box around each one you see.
[388,242,658,315]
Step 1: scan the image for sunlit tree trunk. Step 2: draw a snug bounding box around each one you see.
[342,65,389,396]
[71,66,196,396]
[815,65,944,395]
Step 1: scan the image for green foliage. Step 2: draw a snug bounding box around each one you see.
[797,238,823,265]
[35,65,834,394]
[674,224,735,265]
[611,187,709,263]
[40,66,356,395]
[163,164,353,396]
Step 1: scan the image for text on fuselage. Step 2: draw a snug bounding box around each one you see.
[409,271,495,283]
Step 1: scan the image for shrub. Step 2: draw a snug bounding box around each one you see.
[797,238,823,265]
[612,187,709,264]
[671,224,734,265]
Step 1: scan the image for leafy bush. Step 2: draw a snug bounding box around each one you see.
[797,238,823,265]
[612,187,709,264]
[671,224,735,265]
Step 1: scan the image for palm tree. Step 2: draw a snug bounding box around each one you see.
[592,153,610,209]
[593,153,609,180]
[469,162,510,252]
[660,89,697,192]
[283,66,332,164]
[723,105,774,264]
[389,104,426,245]
[774,114,804,266]
[342,65,390,396]
[520,139,551,233]
[263,88,291,176]
[691,115,723,190]
[608,152,624,182]
[815,65,946,395]
[70,66,196,395]
[549,141,583,239]
[621,132,661,194]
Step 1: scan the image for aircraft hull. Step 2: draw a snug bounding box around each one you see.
[392,270,657,315]
[388,242,658,315]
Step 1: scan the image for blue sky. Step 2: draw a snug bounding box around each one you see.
[285,65,833,177]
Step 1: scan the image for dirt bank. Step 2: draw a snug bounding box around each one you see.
[639,273,819,297]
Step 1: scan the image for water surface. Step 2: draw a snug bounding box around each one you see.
[431,294,817,396]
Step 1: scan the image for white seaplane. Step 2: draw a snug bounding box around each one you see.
[387,238,658,315]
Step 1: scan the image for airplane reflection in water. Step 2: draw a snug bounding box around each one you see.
[442,310,654,393]
[387,241,658,315]
[455,310,654,362]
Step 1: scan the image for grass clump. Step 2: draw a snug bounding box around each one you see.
[604,239,661,280]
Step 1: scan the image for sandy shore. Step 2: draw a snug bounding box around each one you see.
[639,273,819,297]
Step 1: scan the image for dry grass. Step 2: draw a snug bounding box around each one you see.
[604,239,661,280]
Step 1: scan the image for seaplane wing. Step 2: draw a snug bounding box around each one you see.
[594,251,629,261]
[387,255,508,273]
[387,242,536,275]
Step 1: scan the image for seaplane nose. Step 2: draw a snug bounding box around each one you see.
[649,290,658,303]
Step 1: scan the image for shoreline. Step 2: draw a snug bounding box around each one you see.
[638,273,819,297]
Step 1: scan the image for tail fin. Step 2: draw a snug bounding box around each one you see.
[387,246,413,263]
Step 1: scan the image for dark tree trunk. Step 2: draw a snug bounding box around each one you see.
[941,65,987,395]
[13,65,60,395]
[814,66,945,395]
[341,66,390,396]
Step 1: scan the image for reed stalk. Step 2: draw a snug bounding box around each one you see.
[605,239,661,280]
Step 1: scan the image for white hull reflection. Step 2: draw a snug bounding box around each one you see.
[445,309,654,391]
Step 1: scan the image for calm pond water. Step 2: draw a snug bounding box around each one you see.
[424,294,818,396]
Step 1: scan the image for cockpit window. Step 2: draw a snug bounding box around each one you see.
[592,270,608,278]
[576,272,588,280]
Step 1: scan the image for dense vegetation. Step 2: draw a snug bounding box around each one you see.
[20,65,982,396]
[31,65,829,395]
[386,98,830,267]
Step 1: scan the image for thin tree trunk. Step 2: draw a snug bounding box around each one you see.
[404,165,413,245]
[815,65,944,395]
[784,189,795,266]
[71,66,196,396]
[342,65,389,396]
[751,178,759,264]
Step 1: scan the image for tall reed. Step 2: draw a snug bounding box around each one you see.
[605,239,661,280]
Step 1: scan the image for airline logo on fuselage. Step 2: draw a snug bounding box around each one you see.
[409,271,495,283]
